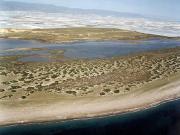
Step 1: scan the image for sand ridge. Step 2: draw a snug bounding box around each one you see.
[0,28,175,43]
[0,47,180,126]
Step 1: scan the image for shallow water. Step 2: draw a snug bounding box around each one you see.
[0,99,180,135]
[0,39,180,62]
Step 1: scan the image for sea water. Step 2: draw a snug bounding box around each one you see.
[0,99,180,135]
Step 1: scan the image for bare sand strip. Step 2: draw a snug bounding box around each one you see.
[0,74,180,126]
[0,28,174,43]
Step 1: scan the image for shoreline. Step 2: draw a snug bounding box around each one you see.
[1,96,180,128]
[1,75,180,127]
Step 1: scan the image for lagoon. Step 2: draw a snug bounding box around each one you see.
[0,39,180,62]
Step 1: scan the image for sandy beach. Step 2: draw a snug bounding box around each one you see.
[0,71,180,126]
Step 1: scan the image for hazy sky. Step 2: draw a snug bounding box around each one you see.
[3,0,180,20]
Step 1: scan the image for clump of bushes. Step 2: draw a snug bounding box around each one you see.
[11,90,16,92]
[0,89,5,92]
[45,78,50,81]
[2,81,10,85]
[27,87,34,91]
[81,86,88,91]
[51,74,58,79]
[103,88,111,93]
[100,92,105,96]
[66,91,76,95]
[27,74,34,79]
[0,72,7,76]
[22,71,29,77]
[21,96,26,99]
[125,87,130,91]
[19,78,25,81]
[114,90,119,93]
[63,70,67,74]
[9,94,13,98]
[11,85,22,89]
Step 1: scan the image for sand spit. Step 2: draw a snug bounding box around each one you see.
[0,28,175,43]
[0,47,180,126]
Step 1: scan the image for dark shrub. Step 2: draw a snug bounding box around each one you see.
[114,90,120,93]
[100,92,105,96]
[21,96,26,99]
[11,86,22,89]
[0,89,5,92]
[103,88,111,93]
[66,91,76,95]
[11,90,16,92]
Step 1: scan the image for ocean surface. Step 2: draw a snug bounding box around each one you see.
[0,39,180,62]
[0,99,180,135]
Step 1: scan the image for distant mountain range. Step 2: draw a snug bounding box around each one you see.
[0,1,145,18]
